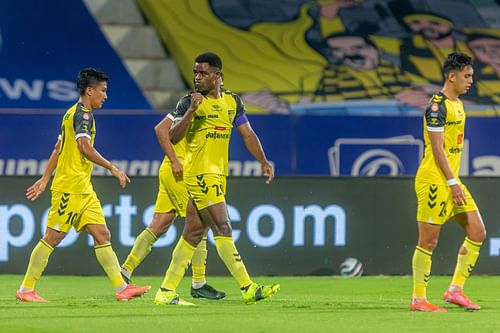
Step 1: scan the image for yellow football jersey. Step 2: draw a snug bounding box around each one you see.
[51,103,95,194]
[172,90,246,176]
[415,93,466,185]
[158,132,187,173]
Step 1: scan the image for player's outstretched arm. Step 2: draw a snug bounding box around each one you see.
[155,115,183,177]
[26,139,61,201]
[237,122,274,184]
[76,137,130,188]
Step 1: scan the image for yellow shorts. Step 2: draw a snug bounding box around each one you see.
[415,181,478,225]
[155,164,189,217]
[185,174,226,210]
[47,191,106,233]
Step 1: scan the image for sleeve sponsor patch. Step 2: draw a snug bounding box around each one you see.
[74,107,93,136]
[424,98,446,128]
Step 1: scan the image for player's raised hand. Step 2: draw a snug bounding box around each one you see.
[110,165,130,188]
[26,178,48,201]
[262,161,274,184]
[189,92,204,111]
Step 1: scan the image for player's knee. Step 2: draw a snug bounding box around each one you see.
[43,228,66,247]
[88,226,111,245]
[213,220,232,237]
[419,239,438,251]
[478,229,486,242]
[149,222,171,237]
[43,233,65,248]
[471,227,486,243]
[149,213,175,236]
[184,229,204,246]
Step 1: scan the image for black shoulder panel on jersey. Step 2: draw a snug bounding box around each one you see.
[74,103,94,136]
[424,93,447,129]
[229,91,246,117]
[173,94,191,118]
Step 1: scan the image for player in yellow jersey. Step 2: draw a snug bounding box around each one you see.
[16,68,150,302]
[153,52,279,306]
[120,112,225,300]
[410,53,486,312]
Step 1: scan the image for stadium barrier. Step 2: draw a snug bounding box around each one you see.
[3,113,500,177]
[1,176,499,276]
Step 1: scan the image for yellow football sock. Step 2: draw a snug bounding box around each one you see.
[214,236,252,289]
[450,237,482,288]
[20,239,54,291]
[191,237,208,284]
[161,237,196,291]
[122,228,157,273]
[94,244,126,290]
[412,246,432,299]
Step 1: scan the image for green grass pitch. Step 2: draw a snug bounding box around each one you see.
[1,275,499,333]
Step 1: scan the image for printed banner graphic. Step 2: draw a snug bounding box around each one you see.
[1,177,500,276]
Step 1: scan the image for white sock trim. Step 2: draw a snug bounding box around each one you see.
[192,281,207,289]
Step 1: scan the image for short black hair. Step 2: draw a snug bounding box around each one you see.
[77,68,108,96]
[443,52,473,77]
[194,52,222,70]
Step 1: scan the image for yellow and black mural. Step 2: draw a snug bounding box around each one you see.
[138,0,500,113]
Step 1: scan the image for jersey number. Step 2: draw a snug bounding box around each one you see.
[438,201,447,217]
[65,212,78,225]
[211,184,224,196]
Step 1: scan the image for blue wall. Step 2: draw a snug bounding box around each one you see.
[1,113,500,176]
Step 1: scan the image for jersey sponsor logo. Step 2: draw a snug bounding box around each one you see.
[448,147,462,154]
[205,131,230,139]
[446,120,462,126]
[208,114,219,118]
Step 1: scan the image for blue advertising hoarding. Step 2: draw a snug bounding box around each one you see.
[1,113,499,177]
[294,115,500,176]
[0,112,294,177]
[0,0,151,110]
